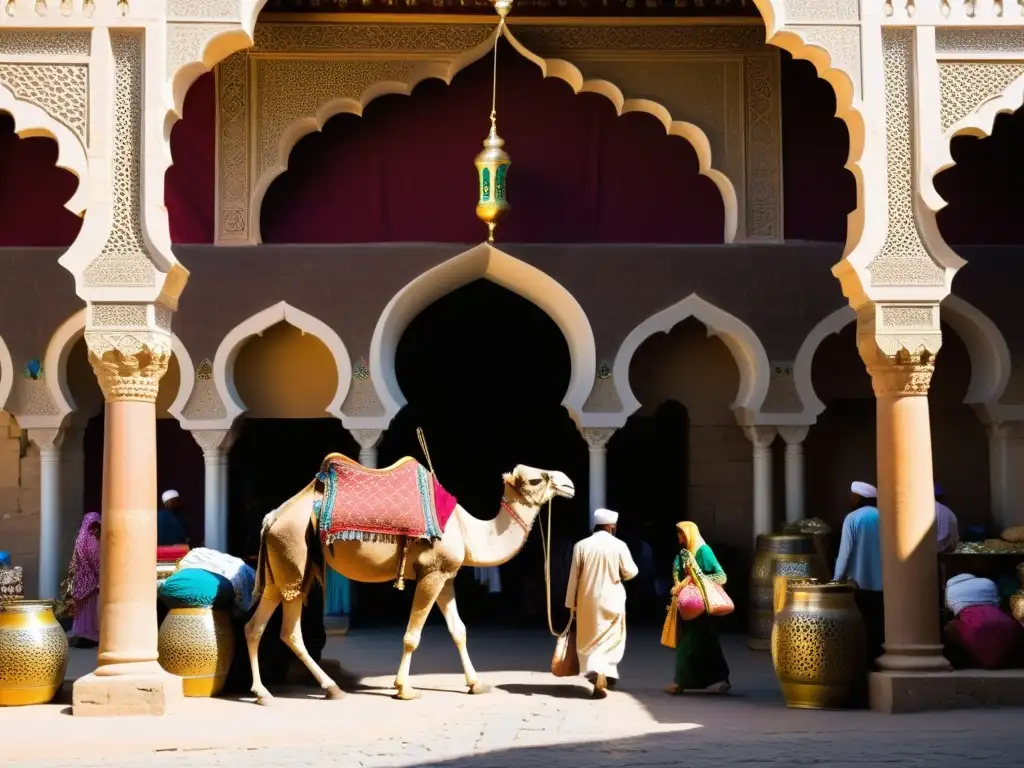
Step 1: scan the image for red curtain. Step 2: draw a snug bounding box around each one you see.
[260,44,726,244]
[0,113,83,247]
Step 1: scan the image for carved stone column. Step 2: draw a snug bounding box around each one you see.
[860,319,949,673]
[352,429,383,469]
[744,426,777,540]
[778,426,809,525]
[192,429,236,553]
[27,428,65,599]
[986,422,1024,532]
[72,322,184,716]
[583,428,615,530]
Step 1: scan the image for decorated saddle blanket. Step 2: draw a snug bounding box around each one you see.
[314,453,458,546]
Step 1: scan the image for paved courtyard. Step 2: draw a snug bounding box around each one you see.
[2,625,1023,767]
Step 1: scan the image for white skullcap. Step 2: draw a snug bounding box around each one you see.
[850,481,877,499]
[593,508,619,526]
[161,489,180,504]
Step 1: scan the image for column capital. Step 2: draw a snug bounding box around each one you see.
[191,428,236,455]
[987,421,1024,441]
[582,428,616,450]
[856,302,941,399]
[778,426,809,447]
[27,427,65,454]
[351,429,384,450]
[86,328,172,404]
[743,425,777,448]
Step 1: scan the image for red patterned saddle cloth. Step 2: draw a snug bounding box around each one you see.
[314,453,458,546]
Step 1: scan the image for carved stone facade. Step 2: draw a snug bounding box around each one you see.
[215,20,784,244]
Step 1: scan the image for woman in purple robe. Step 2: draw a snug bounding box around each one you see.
[70,512,101,648]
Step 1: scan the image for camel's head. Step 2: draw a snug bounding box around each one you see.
[503,465,575,507]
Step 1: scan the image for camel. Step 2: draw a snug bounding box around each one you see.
[244,459,575,704]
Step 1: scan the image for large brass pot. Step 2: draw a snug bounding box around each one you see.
[772,579,866,709]
[158,607,235,697]
[748,534,829,650]
[1011,592,1024,624]
[0,599,69,706]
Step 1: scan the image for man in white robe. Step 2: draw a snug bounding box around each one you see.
[565,508,639,698]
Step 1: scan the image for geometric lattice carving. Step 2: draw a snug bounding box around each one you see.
[0,64,88,141]
[762,363,802,414]
[217,52,250,240]
[167,0,238,18]
[782,0,860,21]
[0,30,90,57]
[83,32,157,289]
[867,30,944,288]
[252,23,493,53]
[166,22,237,82]
[798,25,862,99]
[255,58,420,181]
[91,304,148,328]
[745,54,781,240]
[341,373,385,418]
[582,376,623,414]
[181,378,228,421]
[511,24,765,52]
[935,28,1024,55]
[939,62,1024,133]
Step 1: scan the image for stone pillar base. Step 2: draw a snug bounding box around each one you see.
[869,669,1024,713]
[72,670,183,717]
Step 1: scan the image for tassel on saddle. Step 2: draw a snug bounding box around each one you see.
[394,536,411,590]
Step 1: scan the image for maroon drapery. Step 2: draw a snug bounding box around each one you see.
[4,46,1019,247]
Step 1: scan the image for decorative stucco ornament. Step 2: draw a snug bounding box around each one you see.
[475,0,514,243]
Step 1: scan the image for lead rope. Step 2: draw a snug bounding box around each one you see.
[539,498,574,638]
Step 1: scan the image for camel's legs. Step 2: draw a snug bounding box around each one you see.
[280,596,344,700]
[244,586,283,705]
[393,571,447,700]
[436,579,489,694]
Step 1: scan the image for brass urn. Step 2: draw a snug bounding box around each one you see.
[748,534,829,650]
[0,599,69,706]
[158,607,235,697]
[772,579,866,709]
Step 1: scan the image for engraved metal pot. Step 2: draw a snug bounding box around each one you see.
[748,534,829,650]
[771,579,866,710]
[1011,592,1024,624]
[158,607,235,697]
[0,599,69,706]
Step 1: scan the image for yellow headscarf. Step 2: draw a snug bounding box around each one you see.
[676,521,706,555]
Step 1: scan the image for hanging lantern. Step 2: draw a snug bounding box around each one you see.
[475,122,511,244]
[475,0,514,243]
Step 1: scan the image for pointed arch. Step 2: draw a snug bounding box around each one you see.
[0,332,13,414]
[0,82,89,215]
[793,297,1013,423]
[211,301,353,426]
[43,307,195,423]
[369,243,596,425]
[612,294,771,420]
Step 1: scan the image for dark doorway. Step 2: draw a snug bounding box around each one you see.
[607,400,689,624]
[372,278,588,630]
[228,418,359,559]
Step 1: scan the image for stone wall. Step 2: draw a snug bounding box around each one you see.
[0,410,39,596]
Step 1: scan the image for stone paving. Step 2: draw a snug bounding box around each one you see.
[3,625,1023,767]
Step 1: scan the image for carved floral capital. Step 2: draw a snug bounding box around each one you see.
[85,330,172,404]
[582,428,616,449]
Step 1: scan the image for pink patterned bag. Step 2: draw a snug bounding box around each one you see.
[676,581,706,620]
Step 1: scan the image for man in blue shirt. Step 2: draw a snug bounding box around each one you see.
[158,489,190,547]
[834,481,884,666]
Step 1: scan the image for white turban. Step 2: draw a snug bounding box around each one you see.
[850,481,877,499]
[593,508,619,526]
[161,489,180,504]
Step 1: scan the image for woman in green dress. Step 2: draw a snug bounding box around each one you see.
[665,521,731,695]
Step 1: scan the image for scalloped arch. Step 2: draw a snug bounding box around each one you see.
[369,243,596,427]
[793,297,1013,422]
[0,82,89,216]
[250,25,739,243]
[926,71,1024,206]
[0,331,13,414]
[612,293,772,424]
[211,301,353,427]
[42,307,194,423]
